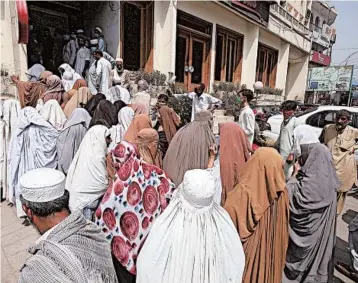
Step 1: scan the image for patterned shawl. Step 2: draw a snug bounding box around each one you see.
[95,141,175,274]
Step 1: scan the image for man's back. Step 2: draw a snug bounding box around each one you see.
[19,211,118,283]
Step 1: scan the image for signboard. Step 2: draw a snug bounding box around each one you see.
[306,66,354,92]
[311,51,331,66]
[230,0,271,26]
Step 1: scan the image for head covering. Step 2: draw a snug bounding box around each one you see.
[84,93,106,117]
[95,27,102,34]
[39,99,67,130]
[131,103,149,116]
[136,169,245,283]
[292,124,320,157]
[115,58,123,63]
[77,29,84,34]
[39,71,53,82]
[66,125,109,211]
[284,143,339,282]
[135,128,162,168]
[59,63,83,92]
[26,64,45,81]
[72,79,87,90]
[15,81,47,108]
[43,75,65,104]
[123,114,152,143]
[163,110,215,186]
[90,39,98,46]
[158,106,180,144]
[107,86,122,103]
[219,122,251,204]
[95,141,175,275]
[63,87,93,118]
[20,168,65,202]
[89,100,116,128]
[224,148,289,283]
[10,107,59,217]
[57,108,91,175]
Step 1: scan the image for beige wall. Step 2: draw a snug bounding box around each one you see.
[285,54,309,101]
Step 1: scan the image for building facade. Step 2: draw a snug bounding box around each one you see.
[1,0,325,101]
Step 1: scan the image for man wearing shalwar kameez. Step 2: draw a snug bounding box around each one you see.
[88,50,112,96]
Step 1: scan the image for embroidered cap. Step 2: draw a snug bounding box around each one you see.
[20,168,65,202]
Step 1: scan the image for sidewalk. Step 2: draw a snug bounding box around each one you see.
[1,194,357,283]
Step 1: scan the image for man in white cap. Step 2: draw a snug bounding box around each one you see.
[62,34,77,67]
[94,27,106,52]
[89,38,115,68]
[18,168,118,283]
[111,58,130,90]
[74,36,90,77]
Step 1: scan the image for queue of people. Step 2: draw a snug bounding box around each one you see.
[0,58,358,283]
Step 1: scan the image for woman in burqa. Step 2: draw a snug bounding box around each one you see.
[84,93,106,117]
[63,87,93,118]
[224,147,289,283]
[123,114,152,143]
[282,125,339,283]
[89,100,116,129]
[163,110,215,186]
[43,75,69,107]
[135,128,163,168]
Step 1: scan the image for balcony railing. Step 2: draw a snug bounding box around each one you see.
[270,4,311,36]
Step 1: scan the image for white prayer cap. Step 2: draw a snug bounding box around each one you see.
[77,29,84,34]
[20,168,65,202]
[180,169,215,209]
[115,58,123,63]
[95,27,102,34]
[90,39,98,45]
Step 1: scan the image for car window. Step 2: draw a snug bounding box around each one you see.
[307,111,337,128]
[352,114,358,128]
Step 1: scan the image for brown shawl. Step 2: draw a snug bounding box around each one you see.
[16,81,47,108]
[158,106,180,143]
[130,103,149,115]
[43,75,66,104]
[163,110,215,186]
[39,71,53,82]
[224,148,289,283]
[123,114,152,143]
[135,128,163,168]
[219,122,252,204]
[63,87,93,118]
[72,79,87,90]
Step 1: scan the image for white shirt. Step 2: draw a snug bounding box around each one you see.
[74,47,90,75]
[187,92,222,121]
[238,105,255,145]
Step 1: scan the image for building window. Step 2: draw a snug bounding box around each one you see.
[214,26,243,83]
[255,44,278,88]
[314,16,321,31]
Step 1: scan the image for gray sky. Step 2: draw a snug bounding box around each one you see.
[331,1,358,84]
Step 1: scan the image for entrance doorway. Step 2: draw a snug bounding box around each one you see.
[175,11,212,92]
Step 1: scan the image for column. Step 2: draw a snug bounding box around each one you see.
[241,25,259,90]
[209,23,216,93]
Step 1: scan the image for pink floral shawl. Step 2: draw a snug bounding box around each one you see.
[95,141,175,274]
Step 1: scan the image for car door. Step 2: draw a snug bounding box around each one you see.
[306,110,337,136]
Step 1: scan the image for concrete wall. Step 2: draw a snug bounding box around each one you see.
[285,54,309,101]
[153,0,177,76]
[84,2,120,58]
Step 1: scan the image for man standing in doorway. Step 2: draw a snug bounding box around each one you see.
[62,34,77,67]
[275,100,301,180]
[238,89,255,145]
[74,36,90,78]
[88,50,112,95]
[94,27,106,52]
[319,109,358,214]
[111,58,130,90]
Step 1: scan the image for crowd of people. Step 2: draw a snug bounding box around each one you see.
[0,44,358,282]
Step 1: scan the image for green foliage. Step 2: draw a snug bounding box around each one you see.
[212,92,241,121]
[212,81,241,93]
[134,70,167,86]
[257,86,283,96]
[168,96,192,127]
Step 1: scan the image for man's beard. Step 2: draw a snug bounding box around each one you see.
[336,123,348,131]
[117,66,123,73]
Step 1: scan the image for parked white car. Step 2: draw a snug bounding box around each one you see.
[262,105,358,141]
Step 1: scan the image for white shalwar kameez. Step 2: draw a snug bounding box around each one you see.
[74,47,91,75]
[9,107,58,217]
[88,58,112,95]
[136,169,245,283]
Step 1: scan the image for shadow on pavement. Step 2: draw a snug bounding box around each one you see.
[342,209,358,225]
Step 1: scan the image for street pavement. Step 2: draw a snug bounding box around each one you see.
[1,193,357,283]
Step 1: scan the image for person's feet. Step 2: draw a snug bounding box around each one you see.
[335,261,358,282]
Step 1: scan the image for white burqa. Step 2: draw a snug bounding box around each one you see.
[0,99,20,201]
[136,169,245,283]
[9,107,58,217]
[292,124,320,156]
[88,58,112,95]
[39,99,67,131]
[59,63,82,92]
[108,106,134,151]
[66,125,108,212]
[106,85,131,104]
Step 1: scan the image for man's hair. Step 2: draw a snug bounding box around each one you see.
[199,83,206,90]
[281,100,298,111]
[93,50,103,56]
[20,190,70,217]
[239,89,254,103]
[158,93,169,102]
[337,109,351,120]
